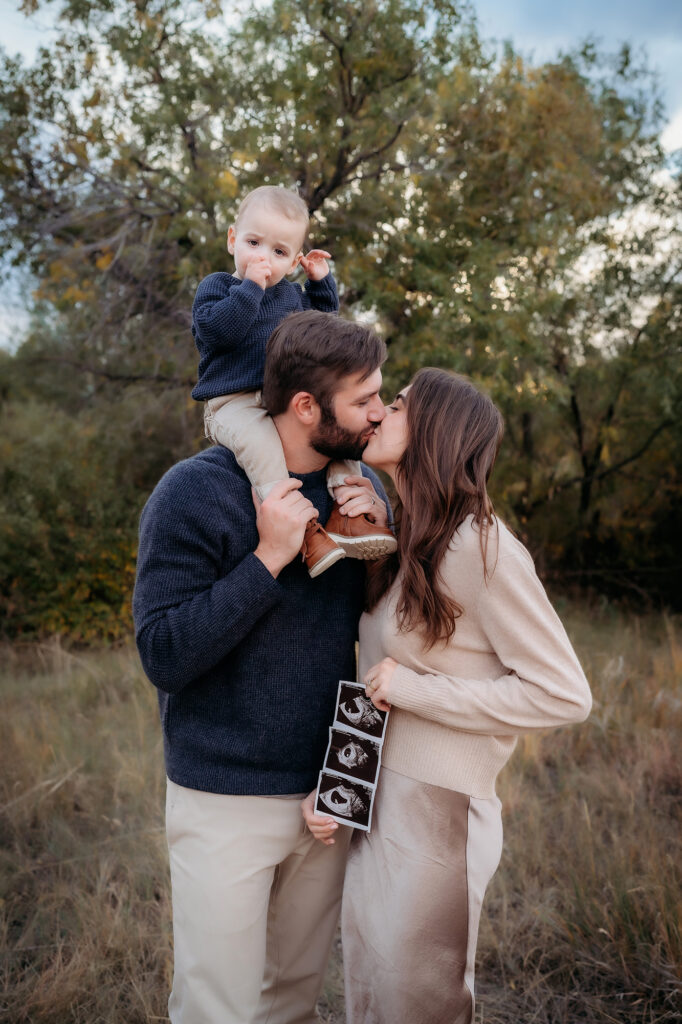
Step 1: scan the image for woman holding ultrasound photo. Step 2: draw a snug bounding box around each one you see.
[303,368,592,1024]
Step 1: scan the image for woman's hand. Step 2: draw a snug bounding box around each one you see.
[334,475,389,528]
[301,790,340,845]
[364,657,398,711]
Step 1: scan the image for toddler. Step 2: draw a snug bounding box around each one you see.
[191,185,396,576]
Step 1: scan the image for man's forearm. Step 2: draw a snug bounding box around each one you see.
[135,553,282,695]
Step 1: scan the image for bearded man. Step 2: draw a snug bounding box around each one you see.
[133,310,392,1024]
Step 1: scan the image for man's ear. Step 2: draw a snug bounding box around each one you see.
[289,390,321,426]
[227,226,236,254]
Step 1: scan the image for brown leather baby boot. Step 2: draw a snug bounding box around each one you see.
[301,518,346,577]
[325,503,397,559]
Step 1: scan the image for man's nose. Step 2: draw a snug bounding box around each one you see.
[368,397,385,421]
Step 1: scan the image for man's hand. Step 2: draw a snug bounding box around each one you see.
[243,254,271,290]
[299,249,332,282]
[301,790,339,845]
[364,657,397,712]
[334,475,389,528]
[253,479,318,577]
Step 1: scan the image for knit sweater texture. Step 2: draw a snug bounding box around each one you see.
[133,445,387,796]
[359,516,592,799]
[191,272,339,400]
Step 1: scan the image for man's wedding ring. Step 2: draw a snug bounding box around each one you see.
[370,497,376,505]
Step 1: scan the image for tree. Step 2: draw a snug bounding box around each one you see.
[1,0,471,388]
[1,0,680,637]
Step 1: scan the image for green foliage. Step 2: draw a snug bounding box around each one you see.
[0,399,134,639]
[0,367,203,640]
[0,0,681,637]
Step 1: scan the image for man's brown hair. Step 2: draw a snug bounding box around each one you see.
[262,311,387,417]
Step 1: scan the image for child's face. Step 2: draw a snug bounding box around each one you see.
[227,204,306,287]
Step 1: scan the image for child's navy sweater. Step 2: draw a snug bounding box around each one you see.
[191,272,339,401]
[133,445,388,796]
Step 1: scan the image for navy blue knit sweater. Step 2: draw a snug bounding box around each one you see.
[191,272,339,400]
[133,445,389,795]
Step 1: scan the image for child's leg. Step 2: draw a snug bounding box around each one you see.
[206,392,288,501]
[205,392,345,578]
[326,460,363,498]
[325,461,397,560]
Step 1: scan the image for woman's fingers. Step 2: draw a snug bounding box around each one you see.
[337,494,380,518]
[370,693,391,712]
[364,662,381,688]
[335,477,387,524]
[365,658,397,711]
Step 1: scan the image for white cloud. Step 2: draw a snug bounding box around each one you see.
[661,108,682,153]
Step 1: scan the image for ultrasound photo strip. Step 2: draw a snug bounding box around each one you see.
[315,770,375,831]
[314,680,390,832]
[322,727,383,786]
[333,680,388,741]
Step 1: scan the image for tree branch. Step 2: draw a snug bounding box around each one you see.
[25,355,195,389]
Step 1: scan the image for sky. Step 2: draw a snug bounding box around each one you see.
[473,0,682,150]
[1,0,681,346]
[3,0,681,142]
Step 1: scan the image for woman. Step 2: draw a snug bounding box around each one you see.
[303,368,592,1024]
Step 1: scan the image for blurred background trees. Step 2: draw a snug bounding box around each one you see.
[1,0,680,639]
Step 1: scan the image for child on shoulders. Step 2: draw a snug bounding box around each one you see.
[191,185,395,576]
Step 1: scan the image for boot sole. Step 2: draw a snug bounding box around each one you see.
[327,533,398,559]
[308,546,347,578]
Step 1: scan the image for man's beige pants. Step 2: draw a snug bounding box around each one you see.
[165,780,350,1024]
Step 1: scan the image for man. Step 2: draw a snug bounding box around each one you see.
[133,310,391,1024]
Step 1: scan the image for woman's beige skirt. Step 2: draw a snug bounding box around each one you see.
[342,767,503,1024]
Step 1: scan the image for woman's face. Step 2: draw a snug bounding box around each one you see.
[362,389,409,479]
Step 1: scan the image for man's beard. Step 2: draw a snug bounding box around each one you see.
[311,405,372,462]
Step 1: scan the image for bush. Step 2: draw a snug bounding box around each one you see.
[0,393,202,642]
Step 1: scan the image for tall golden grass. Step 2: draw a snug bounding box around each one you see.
[1,600,680,1023]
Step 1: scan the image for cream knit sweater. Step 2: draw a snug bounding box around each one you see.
[358,516,592,799]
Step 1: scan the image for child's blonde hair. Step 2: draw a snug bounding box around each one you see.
[235,186,310,243]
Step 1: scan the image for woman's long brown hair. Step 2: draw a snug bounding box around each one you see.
[366,368,504,649]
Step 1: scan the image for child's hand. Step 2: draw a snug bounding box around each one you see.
[300,249,332,282]
[244,254,271,290]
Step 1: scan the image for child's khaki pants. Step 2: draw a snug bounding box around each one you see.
[205,390,360,501]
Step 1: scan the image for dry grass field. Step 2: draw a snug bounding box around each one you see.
[1,599,680,1023]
